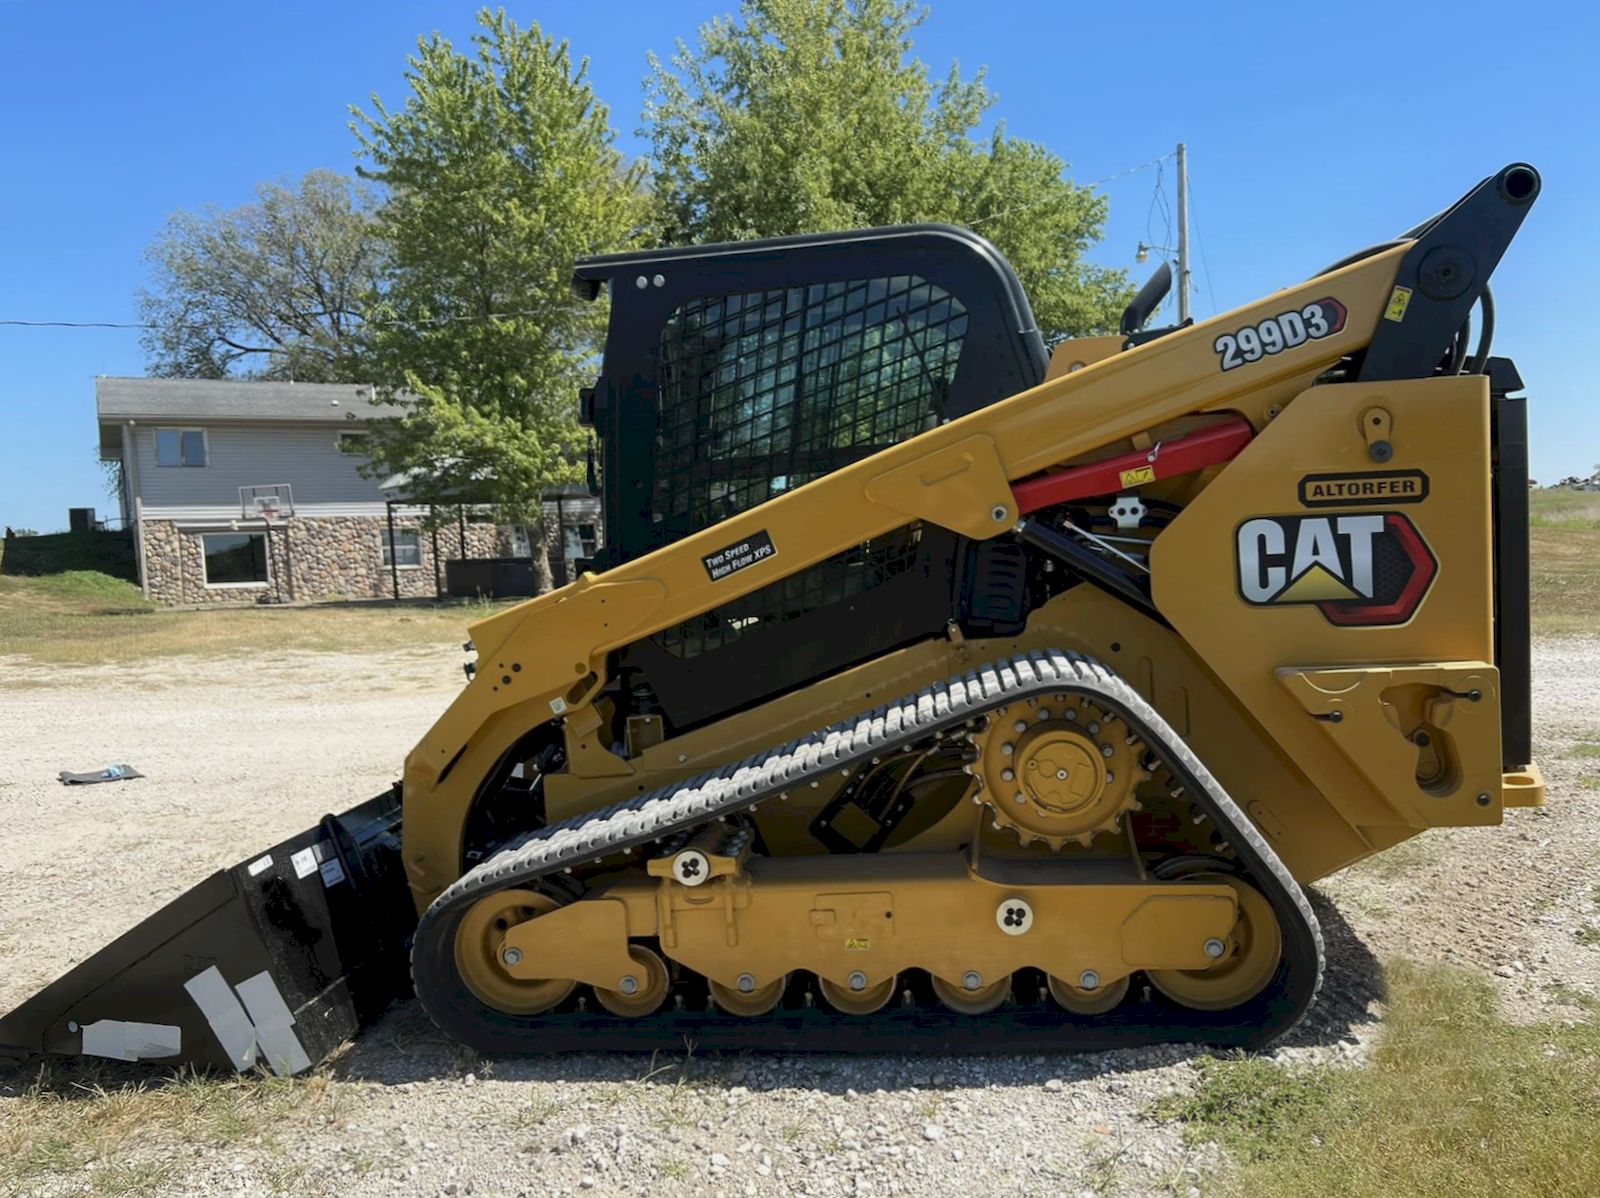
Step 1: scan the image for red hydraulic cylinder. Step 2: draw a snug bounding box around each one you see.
[1011,416,1254,515]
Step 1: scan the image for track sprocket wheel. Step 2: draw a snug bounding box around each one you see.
[969,693,1151,849]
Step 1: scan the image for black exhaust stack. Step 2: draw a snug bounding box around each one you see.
[1120,261,1172,336]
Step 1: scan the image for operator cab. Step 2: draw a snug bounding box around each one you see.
[574,226,1050,726]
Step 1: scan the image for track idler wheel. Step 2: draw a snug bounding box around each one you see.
[931,973,1011,1015]
[1048,973,1130,1015]
[593,946,672,1018]
[1146,874,1282,1011]
[709,974,789,1017]
[454,888,576,1016]
[819,973,899,1015]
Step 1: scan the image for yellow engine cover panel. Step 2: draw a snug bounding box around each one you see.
[1151,375,1501,835]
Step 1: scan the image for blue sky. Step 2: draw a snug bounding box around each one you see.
[2,0,1595,532]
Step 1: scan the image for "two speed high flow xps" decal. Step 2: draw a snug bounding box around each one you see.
[1235,511,1436,626]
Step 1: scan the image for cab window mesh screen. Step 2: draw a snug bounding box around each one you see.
[649,275,966,660]
[653,275,967,541]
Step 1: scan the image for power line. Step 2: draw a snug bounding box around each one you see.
[1142,159,1176,320]
[1083,152,1175,191]
[968,150,1176,231]
[0,309,557,333]
[1187,171,1221,318]
[0,319,153,329]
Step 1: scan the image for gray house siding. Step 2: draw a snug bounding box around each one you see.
[132,422,385,519]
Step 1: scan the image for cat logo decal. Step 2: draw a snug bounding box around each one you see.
[1235,512,1436,626]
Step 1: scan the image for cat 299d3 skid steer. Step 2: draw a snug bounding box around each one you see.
[1,163,1545,1074]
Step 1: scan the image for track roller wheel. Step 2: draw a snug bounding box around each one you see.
[709,974,789,1017]
[454,888,576,1016]
[1047,973,1130,1015]
[1147,874,1282,1011]
[931,973,1011,1015]
[818,973,898,1015]
[593,946,672,1018]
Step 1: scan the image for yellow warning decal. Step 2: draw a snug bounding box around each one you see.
[1119,464,1157,488]
[1384,286,1412,323]
[844,937,870,951]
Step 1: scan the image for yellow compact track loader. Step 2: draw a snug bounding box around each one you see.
[1,163,1546,1074]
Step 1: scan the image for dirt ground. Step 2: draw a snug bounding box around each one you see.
[0,648,460,1011]
[1,640,1596,1197]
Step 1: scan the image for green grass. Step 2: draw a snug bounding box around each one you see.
[1153,961,1600,1198]
[506,1094,562,1129]
[1529,523,1600,636]
[1570,742,1600,759]
[1529,490,1600,635]
[1549,983,1600,1015]
[13,569,147,606]
[1578,925,1600,948]
[1528,487,1600,530]
[0,1065,348,1197]
[1347,835,1431,881]
[0,571,516,666]
[1154,1059,1338,1162]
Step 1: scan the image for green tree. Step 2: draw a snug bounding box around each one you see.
[351,9,644,548]
[644,0,1129,341]
[137,170,382,381]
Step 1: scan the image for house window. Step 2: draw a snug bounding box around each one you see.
[201,533,268,586]
[383,528,421,567]
[563,522,599,560]
[338,431,369,455]
[156,428,207,467]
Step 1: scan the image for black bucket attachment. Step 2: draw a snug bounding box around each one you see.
[0,788,415,1075]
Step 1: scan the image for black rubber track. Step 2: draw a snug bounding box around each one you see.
[412,650,1324,1054]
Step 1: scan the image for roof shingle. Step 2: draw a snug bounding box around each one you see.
[95,377,405,424]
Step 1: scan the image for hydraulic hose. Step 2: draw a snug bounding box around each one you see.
[1466,285,1496,375]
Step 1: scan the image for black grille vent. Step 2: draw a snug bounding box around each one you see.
[654,528,925,659]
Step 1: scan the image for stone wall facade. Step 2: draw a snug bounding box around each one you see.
[139,516,499,606]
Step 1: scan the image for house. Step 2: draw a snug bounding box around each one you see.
[97,377,601,605]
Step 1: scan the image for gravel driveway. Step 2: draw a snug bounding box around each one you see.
[1,639,1595,1197]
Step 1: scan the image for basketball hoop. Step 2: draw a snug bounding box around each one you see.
[240,484,294,522]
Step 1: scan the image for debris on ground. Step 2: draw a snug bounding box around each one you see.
[57,764,144,785]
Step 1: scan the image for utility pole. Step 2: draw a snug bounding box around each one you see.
[1133,144,1194,324]
[1175,142,1191,324]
